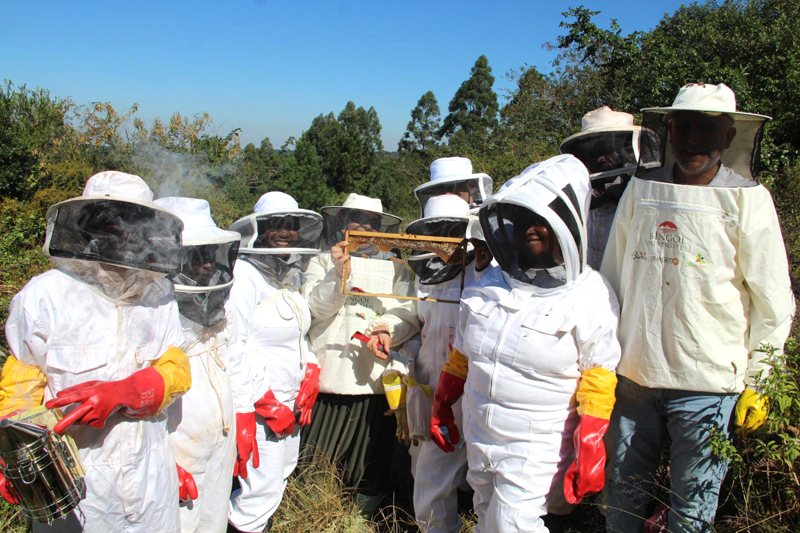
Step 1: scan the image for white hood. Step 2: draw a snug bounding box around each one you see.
[479,154,591,292]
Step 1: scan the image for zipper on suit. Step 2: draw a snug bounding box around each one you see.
[635,200,739,223]
[487,307,510,400]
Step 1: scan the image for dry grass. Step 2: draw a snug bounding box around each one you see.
[0,502,29,533]
[271,450,372,533]
[272,448,478,533]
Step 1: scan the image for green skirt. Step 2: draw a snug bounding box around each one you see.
[300,392,396,490]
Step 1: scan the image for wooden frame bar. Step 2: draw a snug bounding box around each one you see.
[341,230,467,304]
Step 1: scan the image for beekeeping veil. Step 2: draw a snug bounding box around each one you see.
[153,197,240,326]
[43,171,184,301]
[405,194,474,285]
[230,191,323,282]
[414,157,493,217]
[638,83,771,181]
[480,154,590,292]
[560,106,658,209]
[320,193,402,258]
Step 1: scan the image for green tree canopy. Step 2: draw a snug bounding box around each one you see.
[556,0,800,168]
[398,91,441,153]
[439,55,499,147]
[301,101,384,194]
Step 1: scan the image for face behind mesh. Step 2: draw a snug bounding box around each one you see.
[321,209,402,253]
[562,131,638,175]
[406,217,470,285]
[48,199,183,274]
[481,195,582,287]
[416,178,487,216]
[253,213,321,249]
[173,241,238,287]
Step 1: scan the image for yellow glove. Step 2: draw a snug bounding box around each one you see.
[442,349,468,380]
[151,347,192,413]
[383,371,410,445]
[382,370,407,410]
[575,367,617,419]
[734,388,769,434]
[0,356,47,417]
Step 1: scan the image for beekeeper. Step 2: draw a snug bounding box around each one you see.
[299,193,418,513]
[0,171,191,532]
[559,106,658,269]
[226,191,323,533]
[414,157,493,216]
[430,155,622,532]
[153,197,240,532]
[395,193,479,533]
[601,83,795,533]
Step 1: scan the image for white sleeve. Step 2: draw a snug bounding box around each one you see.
[576,276,622,373]
[5,293,49,368]
[303,335,319,368]
[160,299,187,355]
[226,270,268,412]
[740,192,795,387]
[301,254,348,320]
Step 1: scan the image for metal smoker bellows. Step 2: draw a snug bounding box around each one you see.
[0,418,85,524]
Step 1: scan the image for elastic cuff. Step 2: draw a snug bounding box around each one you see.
[366,321,395,337]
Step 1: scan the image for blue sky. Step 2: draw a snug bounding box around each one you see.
[2,1,691,150]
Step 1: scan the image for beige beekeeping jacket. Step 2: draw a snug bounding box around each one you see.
[601,175,794,393]
[301,253,419,394]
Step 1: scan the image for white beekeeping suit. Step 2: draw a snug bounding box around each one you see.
[431,155,622,532]
[226,192,323,533]
[154,197,240,533]
[403,194,477,533]
[1,171,191,533]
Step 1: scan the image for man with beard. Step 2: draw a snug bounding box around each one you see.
[601,83,795,532]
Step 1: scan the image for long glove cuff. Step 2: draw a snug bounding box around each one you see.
[576,367,617,419]
[442,349,468,380]
[382,370,407,410]
[433,370,465,408]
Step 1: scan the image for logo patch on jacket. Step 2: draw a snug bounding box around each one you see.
[647,221,689,252]
[686,253,708,270]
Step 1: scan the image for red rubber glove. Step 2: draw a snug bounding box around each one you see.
[177,464,198,502]
[255,390,295,437]
[430,371,465,453]
[564,414,610,504]
[295,364,320,426]
[46,367,165,434]
[0,471,19,505]
[233,412,259,479]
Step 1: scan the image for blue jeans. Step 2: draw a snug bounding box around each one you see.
[605,376,738,533]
